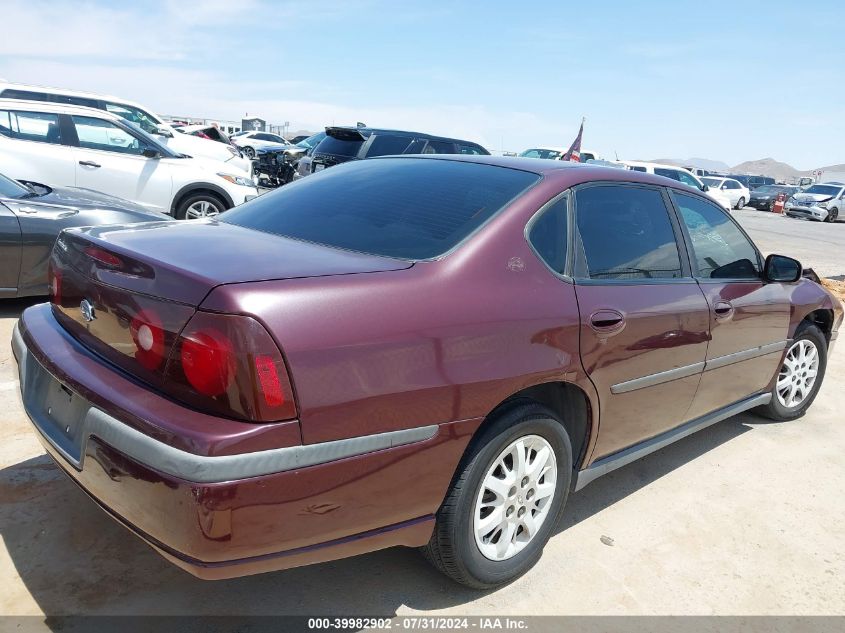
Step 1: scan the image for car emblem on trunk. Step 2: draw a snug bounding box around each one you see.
[80,299,96,323]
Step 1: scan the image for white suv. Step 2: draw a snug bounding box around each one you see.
[0,82,252,175]
[622,160,733,210]
[0,100,258,218]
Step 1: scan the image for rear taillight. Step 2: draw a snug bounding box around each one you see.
[164,312,296,422]
[84,245,123,268]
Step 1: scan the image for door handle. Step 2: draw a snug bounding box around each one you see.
[78,160,101,168]
[590,309,626,333]
[713,300,734,319]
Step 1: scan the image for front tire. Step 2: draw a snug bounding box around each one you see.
[756,322,827,421]
[826,208,838,223]
[175,192,227,220]
[735,196,746,210]
[243,146,256,159]
[422,402,572,589]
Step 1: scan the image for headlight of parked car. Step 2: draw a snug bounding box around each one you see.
[226,146,242,158]
[217,173,255,187]
[817,201,828,208]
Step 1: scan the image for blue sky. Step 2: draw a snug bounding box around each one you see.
[1,0,843,169]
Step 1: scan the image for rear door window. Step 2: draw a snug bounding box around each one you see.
[575,185,683,280]
[0,109,63,144]
[365,134,414,157]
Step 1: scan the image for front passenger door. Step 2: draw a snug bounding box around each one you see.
[573,183,711,460]
[69,115,173,213]
[671,191,791,419]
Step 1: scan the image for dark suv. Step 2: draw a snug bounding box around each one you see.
[300,126,489,177]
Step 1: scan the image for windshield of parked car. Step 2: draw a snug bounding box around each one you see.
[755,186,785,194]
[519,149,562,160]
[221,158,540,260]
[0,172,33,198]
[702,178,723,188]
[804,185,840,196]
[103,102,162,135]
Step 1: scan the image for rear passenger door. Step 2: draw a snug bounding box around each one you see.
[0,108,76,186]
[573,183,711,460]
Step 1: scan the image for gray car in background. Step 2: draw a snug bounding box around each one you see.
[0,173,165,298]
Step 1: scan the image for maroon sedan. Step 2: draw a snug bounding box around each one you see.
[12,156,842,588]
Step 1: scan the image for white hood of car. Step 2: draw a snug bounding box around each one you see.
[793,192,834,202]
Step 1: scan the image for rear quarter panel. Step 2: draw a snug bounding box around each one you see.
[202,174,598,449]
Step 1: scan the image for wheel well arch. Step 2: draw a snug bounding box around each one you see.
[803,308,834,343]
[170,184,234,216]
[468,381,594,473]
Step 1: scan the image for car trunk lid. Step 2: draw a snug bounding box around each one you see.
[49,221,411,391]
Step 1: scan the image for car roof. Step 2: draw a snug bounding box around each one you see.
[0,81,145,110]
[327,126,485,147]
[366,156,729,209]
[0,97,124,120]
[622,160,686,170]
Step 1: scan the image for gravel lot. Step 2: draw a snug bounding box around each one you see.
[0,208,843,618]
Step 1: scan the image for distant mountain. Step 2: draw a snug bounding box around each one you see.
[640,155,845,182]
[730,158,802,181]
[650,157,732,172]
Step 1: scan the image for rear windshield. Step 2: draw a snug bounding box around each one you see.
[313,134,363,157]
[221,158,540,260]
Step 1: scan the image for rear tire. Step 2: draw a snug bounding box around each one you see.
[735,196,746,210]
[421,402,572,589]
[756,322,827,421]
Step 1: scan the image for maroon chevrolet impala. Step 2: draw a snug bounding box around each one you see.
[12,156,842,588]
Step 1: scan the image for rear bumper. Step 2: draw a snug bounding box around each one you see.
[12,304,477,579]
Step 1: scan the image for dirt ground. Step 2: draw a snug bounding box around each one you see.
[1,211,844,619]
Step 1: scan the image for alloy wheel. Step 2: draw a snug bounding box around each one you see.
[776,339,819,408]
[185,200,222,219]
[473,435,557,561]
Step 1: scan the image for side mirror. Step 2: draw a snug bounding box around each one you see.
[764,254,802,283]
[154,125,173,138]
[721,184,728,190]
[142,147,160,159]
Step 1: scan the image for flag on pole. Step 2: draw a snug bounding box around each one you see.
[561,117,585,162]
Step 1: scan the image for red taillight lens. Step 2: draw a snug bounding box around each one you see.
[84,246,123,268]
[164,312,296,422]
[130,309,167,371]
[180,328,235,396]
